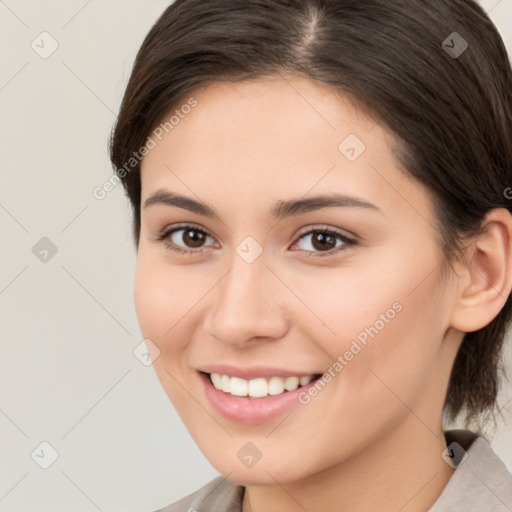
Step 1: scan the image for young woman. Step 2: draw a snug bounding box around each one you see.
[109,0,512,510]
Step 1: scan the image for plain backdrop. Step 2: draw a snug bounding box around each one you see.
[0,1,511,511]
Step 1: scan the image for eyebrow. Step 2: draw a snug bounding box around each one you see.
[143,189,381,219]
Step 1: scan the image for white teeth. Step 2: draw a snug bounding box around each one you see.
[284,376,300,391]
[221,374,231,393]
[210,372,222,389]
[268,376,285,395]
[209,373,316,398]
[248,378,268,398]
[230,377,248,396]
[299,375,314,386]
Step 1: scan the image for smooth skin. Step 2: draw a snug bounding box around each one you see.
[135,75,512,512]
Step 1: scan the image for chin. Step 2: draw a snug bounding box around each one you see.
[200,447,317,486]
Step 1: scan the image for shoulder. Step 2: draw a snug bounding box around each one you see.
[429,429,512,512]
[153,475,245,512]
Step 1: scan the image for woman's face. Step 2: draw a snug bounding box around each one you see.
[135,75,463,484]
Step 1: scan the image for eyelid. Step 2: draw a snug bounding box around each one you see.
[295,223,356,239]
[155,222,357,257]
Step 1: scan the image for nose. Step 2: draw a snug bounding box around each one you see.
[203,247,289,348]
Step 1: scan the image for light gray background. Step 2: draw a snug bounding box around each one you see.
[0,1,511,511]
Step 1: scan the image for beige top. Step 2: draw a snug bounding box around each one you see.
[156,429,512,511]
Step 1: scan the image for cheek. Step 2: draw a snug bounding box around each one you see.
[133,254,196,405]
[133,253,191,349]
[298,249,446,418]
[134,257,165,339]
[306,241,444,364]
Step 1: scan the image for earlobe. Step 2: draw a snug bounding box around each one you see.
[450,208,512,333]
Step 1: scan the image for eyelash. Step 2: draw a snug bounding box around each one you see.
[154,223,357,258]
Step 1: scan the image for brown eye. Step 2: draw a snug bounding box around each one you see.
[310,232,337,251]
[292,228,356,257]
[180,228,207,248]
[157,224,216,254]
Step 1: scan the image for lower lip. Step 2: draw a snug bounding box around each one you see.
[199,372,320,425]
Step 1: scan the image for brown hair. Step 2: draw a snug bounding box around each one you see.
[109,0,512,430]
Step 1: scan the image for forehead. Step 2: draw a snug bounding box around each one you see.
[139,76,432,223]
[152,76,376,160]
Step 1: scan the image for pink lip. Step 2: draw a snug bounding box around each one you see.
[198,371,321,425]
[197,363,318,380]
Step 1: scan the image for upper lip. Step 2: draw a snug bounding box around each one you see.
[197,364,321,380]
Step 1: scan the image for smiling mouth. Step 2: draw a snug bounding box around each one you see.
[204,371,322,399]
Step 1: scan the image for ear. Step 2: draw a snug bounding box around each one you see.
[450,208,512,333]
